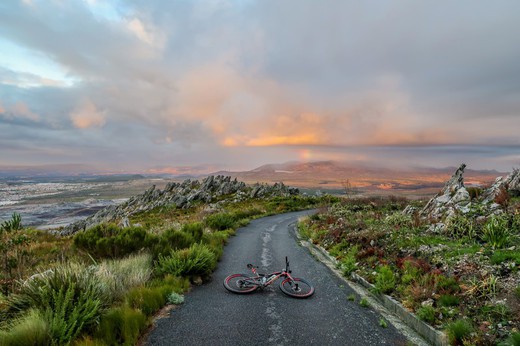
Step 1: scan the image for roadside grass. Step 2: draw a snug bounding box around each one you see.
[0,194,325,345]
[297,196,520,345]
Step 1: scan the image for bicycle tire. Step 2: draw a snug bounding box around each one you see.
[279,277,315,298]
[223,273,259,294]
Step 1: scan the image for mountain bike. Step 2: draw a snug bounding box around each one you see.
[223,257,315,298]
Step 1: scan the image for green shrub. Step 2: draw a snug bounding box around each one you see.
[515,286,520,299]
[1,212,23,233]
[297,220,313,240]
[400,260,423,285]
[480,303,511,321]
[205,213,236,231]
[438,294,459,307]
[482,215,510,249]
[148,275,190,294]
[167,292,184,305]
[201,231,229,260]
[446,319,473,345]
[328,241,349,258]
[416,306,435,323]
[385,212,412,228]
[491,250,520,265]
[181,222,204,242]
[359,297,369,308]
[436,275,460,294]
[446,214,477,239]
[232,208,263,220]
[95,253,152,301]
[503,332,520,346]
[202,231,229,247]
[161,228,195,250]
[0,309,50,346]
[340,246,359,276]
[265,196,320,213]
[0,212,30,295]
[125,286,166,316]
[374,265,396,294]
[156,244,217,277]
[73,336,108,346]
[95,306,148,346]
[13,264,109,345]
[74,224,156,259]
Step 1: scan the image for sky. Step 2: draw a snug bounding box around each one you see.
[1,0,520,174]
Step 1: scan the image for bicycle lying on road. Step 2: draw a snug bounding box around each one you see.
[223,257,315,298]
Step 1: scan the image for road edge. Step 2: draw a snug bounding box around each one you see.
[290,220,449,346]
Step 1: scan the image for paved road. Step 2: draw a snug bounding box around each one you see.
[146,210,408,345]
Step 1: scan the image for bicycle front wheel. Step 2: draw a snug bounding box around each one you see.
[224,274,259,294]
[279,277,315,298]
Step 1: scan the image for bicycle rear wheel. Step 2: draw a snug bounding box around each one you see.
[279,277,314,298]
[224,274,259,294]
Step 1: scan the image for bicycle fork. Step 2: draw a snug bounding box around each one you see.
[285,272,300,291]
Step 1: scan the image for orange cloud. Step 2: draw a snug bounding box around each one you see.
[70,99,106,129]
[165,63,460,149]
[246,134,322,147]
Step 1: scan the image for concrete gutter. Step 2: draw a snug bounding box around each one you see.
[292,222,449,346]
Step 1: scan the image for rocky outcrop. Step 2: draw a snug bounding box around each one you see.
[419,164,471,220]
[59,176,299,235]
[482,169,520,202]
[414,164,519,225]
[507,169,520,196]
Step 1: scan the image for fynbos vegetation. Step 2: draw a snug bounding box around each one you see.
[298,166,520,345]
[0,177,323,345]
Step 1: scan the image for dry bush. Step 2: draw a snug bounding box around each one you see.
[495,186,510,208]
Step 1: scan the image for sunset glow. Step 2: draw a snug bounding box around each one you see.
[0,1,519,173]
[300,149,312,161]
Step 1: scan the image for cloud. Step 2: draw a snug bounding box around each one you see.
[126,17,165,49]
[70,99,106,129]
[0,101,40,122]
[11,102,40,121]
[0,66,68,88]
[0,1,520,171]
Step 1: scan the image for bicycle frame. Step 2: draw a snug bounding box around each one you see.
[246,257,297,288]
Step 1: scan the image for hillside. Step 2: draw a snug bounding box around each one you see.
[213,161,505,197]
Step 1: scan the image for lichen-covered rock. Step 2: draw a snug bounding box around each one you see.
[59,176,299,235]
[504,168,520,197]
[413,164,517,236]
[481,176,505,203]
[481,169,520,202]
[419,164,471,220]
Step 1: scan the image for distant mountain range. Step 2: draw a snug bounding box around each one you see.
[212,161,506,196]
[0,161,507,197]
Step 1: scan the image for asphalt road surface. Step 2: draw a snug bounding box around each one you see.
[146,210,408,345]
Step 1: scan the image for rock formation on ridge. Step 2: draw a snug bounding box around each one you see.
[60,175,299,235]
[415,164,519,223]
